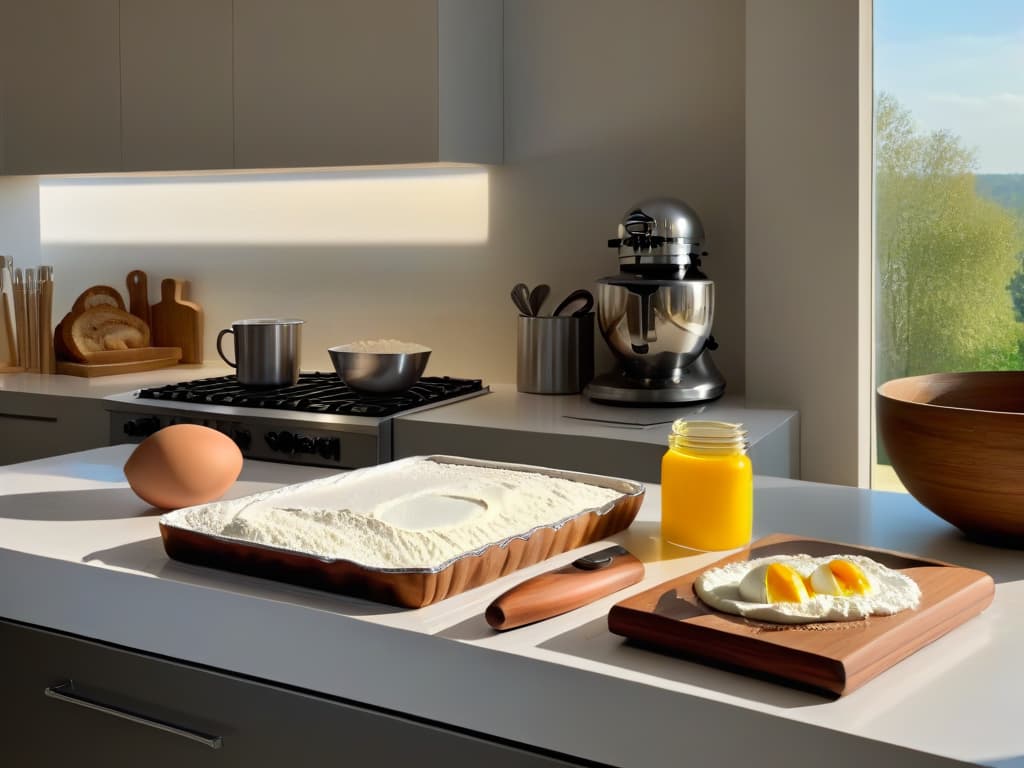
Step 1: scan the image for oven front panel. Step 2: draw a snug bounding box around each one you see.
[109,411,387,469]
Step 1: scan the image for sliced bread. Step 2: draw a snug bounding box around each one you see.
[64,307,151,361]
[71,285,126,314]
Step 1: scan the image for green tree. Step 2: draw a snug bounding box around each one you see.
[876,93,1024,381]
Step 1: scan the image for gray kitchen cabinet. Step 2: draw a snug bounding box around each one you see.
[0,0,500,175]
[2,619,586,767]
[0,0,121,175]
[232,0,502,168]
[0,393,110,465]
[119,0,234,171]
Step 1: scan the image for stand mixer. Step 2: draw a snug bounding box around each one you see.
[585,197,726,405]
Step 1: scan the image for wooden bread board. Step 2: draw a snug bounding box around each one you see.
[151,279,202,364]
[607,533,994,697]
[56,346,182,377]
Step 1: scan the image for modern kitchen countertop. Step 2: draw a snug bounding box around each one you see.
[0,364,232,398]
[396,384,795,446]
[394,384,800,480]
[1,446,1019,767]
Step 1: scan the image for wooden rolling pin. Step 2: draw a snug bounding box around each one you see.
[485,545,645,631]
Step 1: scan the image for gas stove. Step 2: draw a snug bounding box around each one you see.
[105,373,488,469]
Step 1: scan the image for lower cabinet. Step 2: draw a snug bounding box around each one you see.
[0,394,110,465]
[1,620,589,767]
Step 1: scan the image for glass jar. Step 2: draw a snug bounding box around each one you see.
[660,419,753,551]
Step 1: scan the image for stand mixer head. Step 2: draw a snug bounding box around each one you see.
[586,198,725,404]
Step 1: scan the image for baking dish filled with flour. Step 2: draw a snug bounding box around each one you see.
[159,455,645,607]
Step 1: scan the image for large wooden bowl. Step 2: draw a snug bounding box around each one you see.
[877,372,1024,546]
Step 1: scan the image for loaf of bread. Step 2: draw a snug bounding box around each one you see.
[71,285,126,314]
[63,307,150,361]
[53,313,73,361]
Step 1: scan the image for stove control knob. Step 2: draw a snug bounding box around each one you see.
[296,434,315,454]
[123,416,161,438]
[233,429,252,451]
[316,437,340,461]
[264,431,279,450]
[277,431,295,453]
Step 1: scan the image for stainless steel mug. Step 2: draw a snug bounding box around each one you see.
[517,313,594,394]
[216,318,304,388]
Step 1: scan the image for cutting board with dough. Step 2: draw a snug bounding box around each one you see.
[607,533,994,697]
[151,278,203,363]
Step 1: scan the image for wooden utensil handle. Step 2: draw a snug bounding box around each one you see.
[13,284,27,369]
[486,547,645,631]
[25,287,39,372]
[39,276,54,374]
[1,293,16,365]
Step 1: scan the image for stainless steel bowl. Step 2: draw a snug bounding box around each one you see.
[328,347,431,393]
[596,277,713,381]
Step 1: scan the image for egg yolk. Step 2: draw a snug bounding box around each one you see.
[827,559,872,595]
[765,562,811,603]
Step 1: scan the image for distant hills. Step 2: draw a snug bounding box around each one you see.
[976,174,1024,217]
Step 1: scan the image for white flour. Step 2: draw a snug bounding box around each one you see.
[333,339,430,354]
[168,458,623,569]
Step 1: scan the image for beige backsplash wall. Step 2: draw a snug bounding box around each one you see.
[32,0,746,389]
[0,176,41,268]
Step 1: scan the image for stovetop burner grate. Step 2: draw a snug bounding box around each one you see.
[137,373,484,417]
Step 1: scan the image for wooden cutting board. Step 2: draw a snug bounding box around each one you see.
[607,533,994,697]
[55,347,182,377]
[126,270,151,327]
[150,278,202,363]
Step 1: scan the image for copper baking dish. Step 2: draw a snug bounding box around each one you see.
[159,456,645,608]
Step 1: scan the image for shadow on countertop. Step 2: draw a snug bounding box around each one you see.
[0,487,158,521]
[82,535,404,619]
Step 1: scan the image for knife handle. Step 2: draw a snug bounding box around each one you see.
[486,546,644,631]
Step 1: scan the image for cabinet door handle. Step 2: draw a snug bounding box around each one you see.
[44,680,223,749]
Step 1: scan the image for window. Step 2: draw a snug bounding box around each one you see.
[873,0,1024,489]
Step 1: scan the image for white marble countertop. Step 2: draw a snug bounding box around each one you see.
[1,446,1020,767]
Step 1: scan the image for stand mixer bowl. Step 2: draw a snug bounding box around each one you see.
[596,276,714,381]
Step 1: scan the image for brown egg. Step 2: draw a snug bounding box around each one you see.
[124,424,243,510]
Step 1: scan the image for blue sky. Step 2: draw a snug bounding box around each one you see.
[876,0,1024,173]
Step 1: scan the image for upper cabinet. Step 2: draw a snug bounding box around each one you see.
[234,0,438,169]
[0,0,502,175]
[120,0,234,171]
[0,0,121,175]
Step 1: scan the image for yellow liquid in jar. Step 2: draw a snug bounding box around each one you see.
[661,446,753,551]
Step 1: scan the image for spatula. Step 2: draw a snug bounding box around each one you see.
[528,284,550,317]
[510,283,533,316]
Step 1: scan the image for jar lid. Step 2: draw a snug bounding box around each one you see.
[669,419,748,453]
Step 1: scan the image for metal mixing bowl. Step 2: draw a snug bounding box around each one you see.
[328,347,431,394]
[596,277,714,381]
